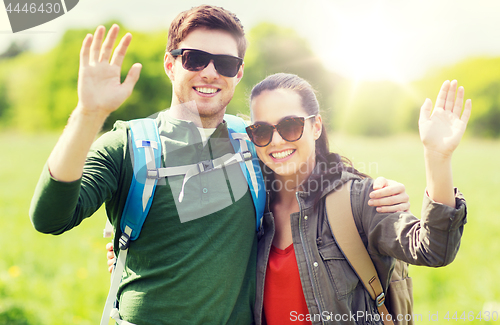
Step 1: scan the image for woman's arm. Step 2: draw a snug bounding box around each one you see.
[419,80,472,207]
[355,80,470,266]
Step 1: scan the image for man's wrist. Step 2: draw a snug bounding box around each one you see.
[72,103,109,130]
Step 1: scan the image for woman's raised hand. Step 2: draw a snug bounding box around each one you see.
[419,80,472,158]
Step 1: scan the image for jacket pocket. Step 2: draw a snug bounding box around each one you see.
[318,241,359,300]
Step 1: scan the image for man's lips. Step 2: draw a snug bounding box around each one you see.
[194,86,221,95]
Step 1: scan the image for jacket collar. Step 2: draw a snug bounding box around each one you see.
[295,158,363,208]
[263,155,364,212]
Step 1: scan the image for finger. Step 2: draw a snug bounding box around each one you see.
[89,25,105,63]
[107,251,115,260]
[444,80,458,112]
[108,258,116,273]
[99,24,120,63]
[419,98,432,124]
[461,99,472,124]
[372,177,388,191]
[434,80,450,110]
[110,32,133,67]
[370,182,405,199]
[376,202,411,214]
[122,63,142,93]
[80,34,93,66]
[106,242,113,251]
[452,86,465,117]
[368,192,409,208]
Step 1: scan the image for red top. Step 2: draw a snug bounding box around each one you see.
[263,244,312,325]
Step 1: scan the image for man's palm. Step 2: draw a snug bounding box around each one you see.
[77,24,141,115]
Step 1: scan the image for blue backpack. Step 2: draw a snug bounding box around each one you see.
[101,114,266,325]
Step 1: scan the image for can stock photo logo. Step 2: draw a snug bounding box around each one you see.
[3,0,78,33]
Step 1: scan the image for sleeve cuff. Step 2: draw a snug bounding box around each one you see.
[421,187,467,231]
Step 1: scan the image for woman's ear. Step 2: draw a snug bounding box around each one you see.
[313,114,323,140]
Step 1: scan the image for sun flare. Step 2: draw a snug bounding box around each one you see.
[316,5,410,83]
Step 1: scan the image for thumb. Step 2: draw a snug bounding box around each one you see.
[123,63,142,93]
[373,176,388,190]
[419,98,432,125]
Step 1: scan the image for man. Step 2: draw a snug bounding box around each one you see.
[30,5,409,324]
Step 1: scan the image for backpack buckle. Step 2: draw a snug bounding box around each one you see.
[376,292,385,307]
[147,169,160,179]
[119,231,131,250]
[198,160,214,173]
[241,150,252,161]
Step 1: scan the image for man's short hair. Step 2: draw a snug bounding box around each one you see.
[166,5,247,59]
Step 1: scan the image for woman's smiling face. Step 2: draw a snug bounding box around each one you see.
[250,88,322,179]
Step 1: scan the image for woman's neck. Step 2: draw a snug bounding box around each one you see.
[272,164,314,203]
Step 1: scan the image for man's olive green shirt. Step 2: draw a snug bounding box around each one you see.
[30,112,258,324]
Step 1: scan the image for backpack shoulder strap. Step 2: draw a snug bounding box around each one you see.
[100,118,162,325]
[224,114,266,231]
[120,118,162,241]
[325,180,394,325]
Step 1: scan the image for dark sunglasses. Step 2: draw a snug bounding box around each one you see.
[246,115,316,147]
[170,48,243,78]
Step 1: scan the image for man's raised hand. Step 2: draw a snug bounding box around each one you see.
[77,24,142,117]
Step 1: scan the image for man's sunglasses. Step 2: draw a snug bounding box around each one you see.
[170,48,243,78]
[245,115,316,147]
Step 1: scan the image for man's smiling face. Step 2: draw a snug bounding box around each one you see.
[165,27,244,126]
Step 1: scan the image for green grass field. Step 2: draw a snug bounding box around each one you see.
[1,132,499,324]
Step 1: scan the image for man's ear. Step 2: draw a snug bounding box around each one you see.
[313,114,322,140]
[234,62,244,85]
[164,52,175,81]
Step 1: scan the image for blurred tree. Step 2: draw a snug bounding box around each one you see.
[0,80,9,122]
[2,52,52,131]
[0,304,37,325]
[473,80,500,137]
[333,80,410,136]
[0,40,30,60]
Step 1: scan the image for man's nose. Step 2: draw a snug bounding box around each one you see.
[199,60,219,79]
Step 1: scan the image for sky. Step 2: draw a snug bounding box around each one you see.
[1,0,500,82]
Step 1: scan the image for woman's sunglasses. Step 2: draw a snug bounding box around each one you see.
[246,115,316,147]
[170,48,243,78]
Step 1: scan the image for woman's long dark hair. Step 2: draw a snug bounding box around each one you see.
[250,73,369,191]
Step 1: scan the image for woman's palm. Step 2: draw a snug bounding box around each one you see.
[419,80,472,158]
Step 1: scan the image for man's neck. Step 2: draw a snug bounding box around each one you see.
[169,100,225,128]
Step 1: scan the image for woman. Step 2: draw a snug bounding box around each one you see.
[106,73,469,324]
[245,73,469,325]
